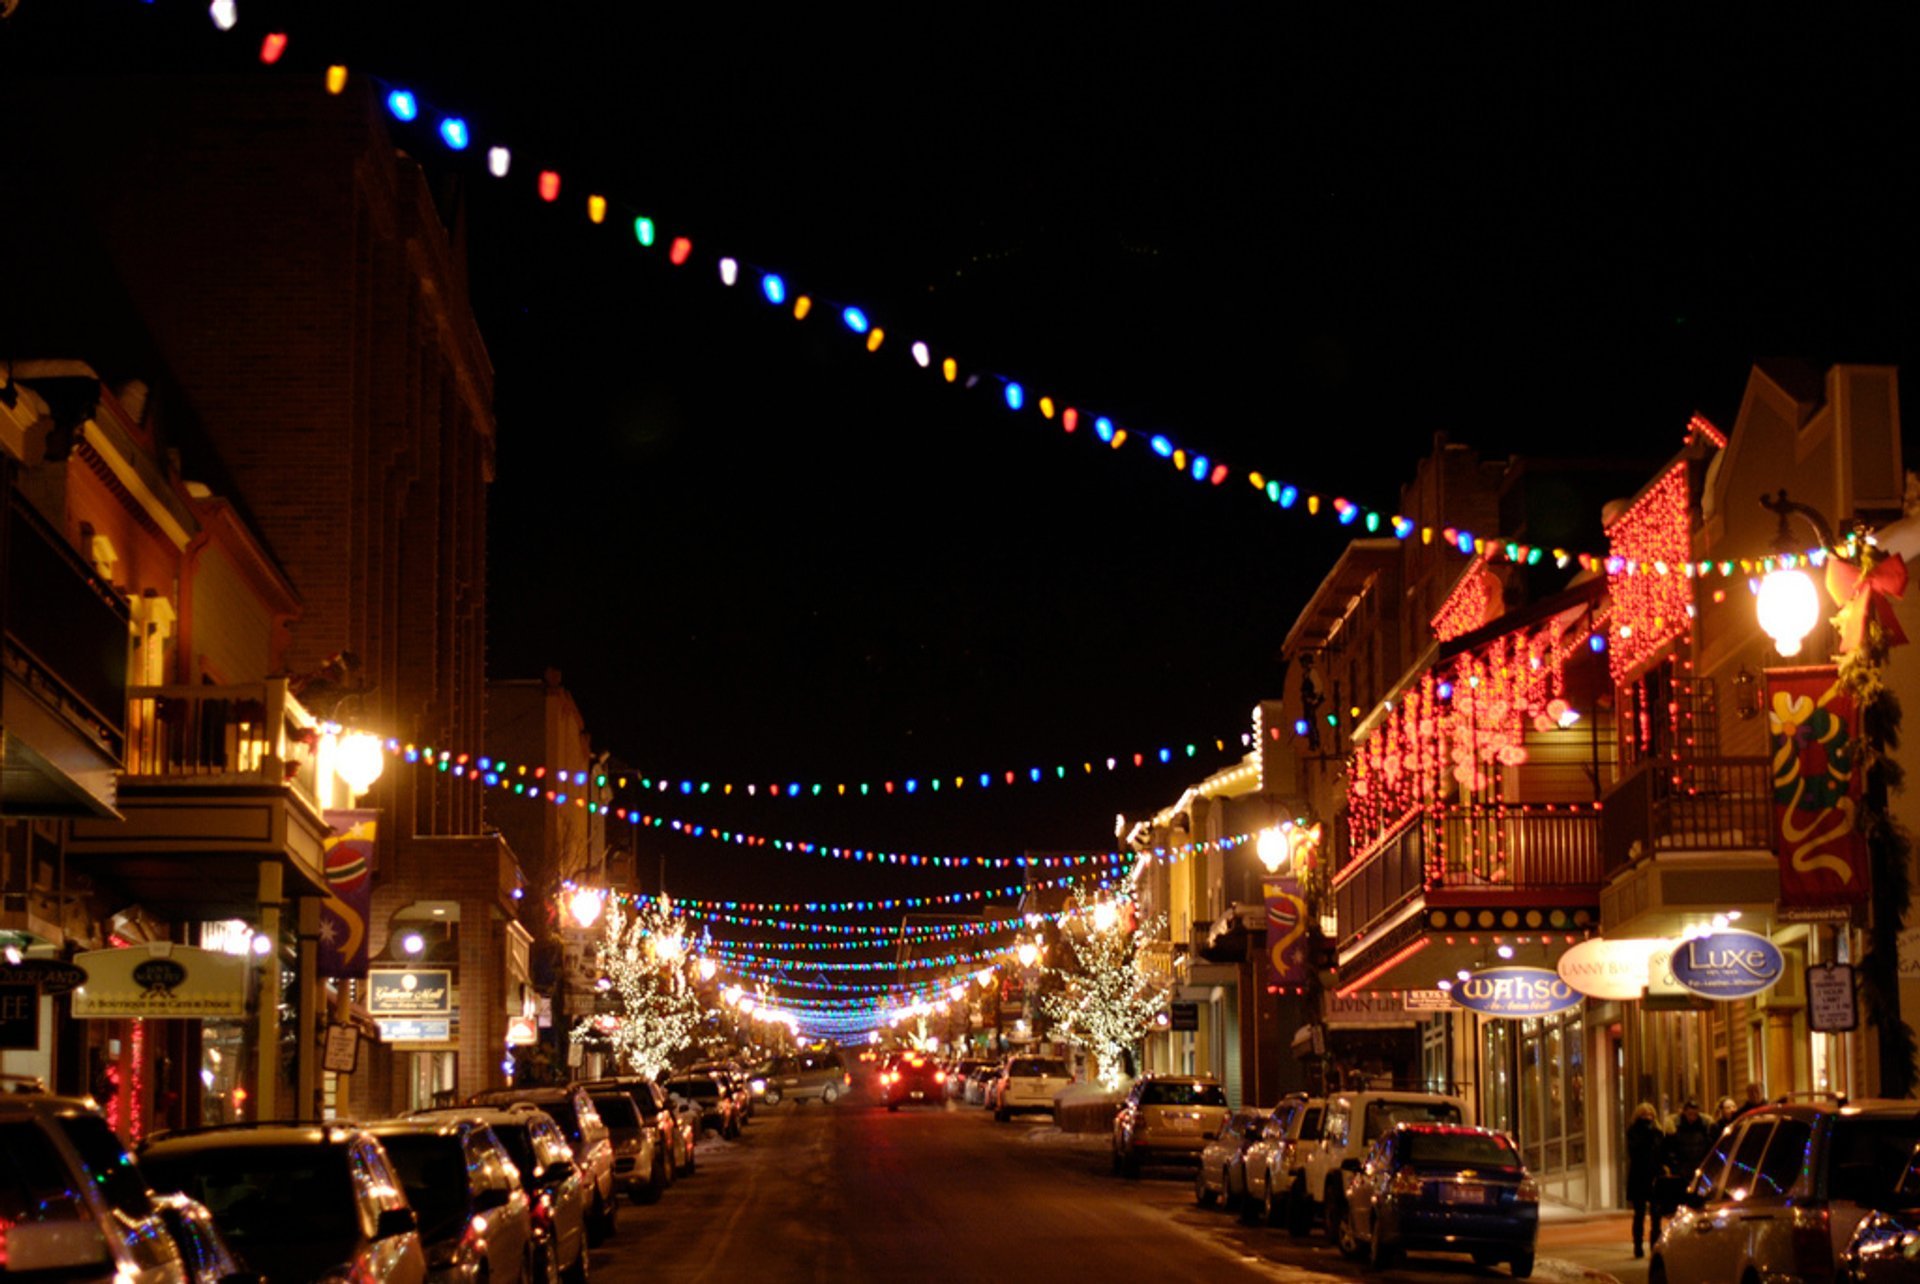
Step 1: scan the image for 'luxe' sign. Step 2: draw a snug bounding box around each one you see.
[1453,967,1580,1018]
[1670,930,1783,1001]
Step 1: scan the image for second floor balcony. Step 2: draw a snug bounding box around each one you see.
[1598,755,1778,936]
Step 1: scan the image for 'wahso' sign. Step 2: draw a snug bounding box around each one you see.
[1453,967,1580,1018]
[1669,930,1783,1001]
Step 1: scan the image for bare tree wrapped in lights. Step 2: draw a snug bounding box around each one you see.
[1039,886,1171,1090]
[571,896,703,1079]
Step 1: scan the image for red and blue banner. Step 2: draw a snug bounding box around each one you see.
[319,810,377,978]
[1262,879,1309,989]
[1766,666,1869,923]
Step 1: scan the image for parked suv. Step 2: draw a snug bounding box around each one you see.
[1652,1097,1920,1284]
[759,1050,849,1105]
[993,1055,1073,1122]
[1241,1093,1325,1229]
[583,1090,666,1205]
[409,1108,589,1284]
[467,1087,617,1245]
[369,1119,536,1284]
[0,1091,189,1284]
[140,1122,427,1284]
[1303,1088,1468,1238]
[1111,1075,1230,1176]
[583,1077,689,1178]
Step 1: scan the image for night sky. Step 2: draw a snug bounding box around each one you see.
[9,6,1920,929]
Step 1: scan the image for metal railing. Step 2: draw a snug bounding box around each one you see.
[122,678,321,807]
[1601,755,1771,874]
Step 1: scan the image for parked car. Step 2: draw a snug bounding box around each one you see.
[992,1055,1073,1122]
[1241,1093,1325,1230]
[1111,1075,1231,1177]
[466,1087,617,1245]
[141,1122,427,1284]
[1195,1108,1269,1211]
[664,1073,740,1138]
[759,1050,850,1105]
[152,1193,251,1284]
[1302,1088,1468,1236]
[686,1063,753,1124]
[882,1051,947,1110]
[665,1091,704,1166]
[369,1119,537,1284]
[1337,1123,1539,1276]
[582,1091,666,1205]
[0,1091,190,1284]
[1654,1098,1920,1284]
[946,1059,993,1101]
[1841,1140,1920,1284]
[409,1108,589,1284]
[583,1077,689,1178]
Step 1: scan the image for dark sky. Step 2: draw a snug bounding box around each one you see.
[10,6,1920,984]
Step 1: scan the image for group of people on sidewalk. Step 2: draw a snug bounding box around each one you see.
[1624,1082,1767,1257]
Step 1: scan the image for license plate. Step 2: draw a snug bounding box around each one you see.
[910,1091,924,1098]
[1438,1184,1486,1204]
[1163,1116,1200,1133]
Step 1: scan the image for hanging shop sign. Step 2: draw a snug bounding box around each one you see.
[71,945,246,1018]
[1404,989,1456,1012]
[506,1015,539,1046]
[1262,879,1310,989]
[1808,962,1857,1033]
[1557,937,1664,1000]
[1453,967,1580,1018]
[1669,930,1784,1001]
[1168,1002,1200,1032]
[0,981,39,1050]
[1,959,89,996]
[1766,666,1870,923]
[368,968,453,1018]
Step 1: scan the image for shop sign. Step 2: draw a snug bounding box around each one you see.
[378,1018,452,1043]
[1669,930,1784,1001]
[1557,937,1664,1000]
[71,945,246,1018]
[1808,962,1857,1033]
[506,1016,539,1046]
[1,959,89,996]
[1898,927,1920,981]
[1404,989,1455,1012]
[1453,967,1580,1018]
[1325,993,1412,1026]
[0,982,39,1050]
[1168,1002,1200,1031]
[368,969,453,1017]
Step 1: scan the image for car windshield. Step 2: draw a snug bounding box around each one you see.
[1828,1116,1920,1205]
[591,1096,640,1129]
[1141,1082,1227,1107]
[1015,1059,1068,1078]
[488,1123,536,1176]
[374,1134,470,1239]
[540,1102,583,1146]
[669,1079,717,1100]
[142,1144,360,1255]
[1364,1100,1463,1140]
[51,1111,153,1219]
[0,1121,91,1226]
[1404,1131,1518,1167]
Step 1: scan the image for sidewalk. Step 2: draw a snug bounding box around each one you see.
[1535,1206,1648,1284]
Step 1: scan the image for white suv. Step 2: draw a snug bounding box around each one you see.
[993,1055,1073,1121]
[1241,1093,1325,1229]
[1303,1089,1469,1238]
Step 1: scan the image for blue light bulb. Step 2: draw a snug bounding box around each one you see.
[1150,435,1174,458]
[841,306,870,334]
[1004,382,1024,411]
[387,90,418,122]
[439,117,469,150]
[761,274,786,305]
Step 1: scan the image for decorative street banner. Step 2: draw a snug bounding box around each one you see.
[1453,967,1580,1018]
[319,809,377,978]
[71,945,247,1018]
[1669,930,1784,1001]
[368,968,453,1017]
[1262,878,1310,989]
[1766,666,1870,923]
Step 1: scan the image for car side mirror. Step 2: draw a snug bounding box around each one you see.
[2,1222,112,1272]
[1340,1158,1363,1173]
[541,1161,575,1184]
[475,1187,511,1212]
[375,1207,418,1240]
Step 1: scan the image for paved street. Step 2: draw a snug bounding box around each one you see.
[592,1091,1635,1284]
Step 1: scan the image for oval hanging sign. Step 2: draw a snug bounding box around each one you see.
[1557,937,1664,1000]
[1670,930,1783,1001]
[1454,967,1580,1018]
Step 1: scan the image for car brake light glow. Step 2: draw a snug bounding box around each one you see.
[1516,1175,1540,1202]
[1390,1170,1423,1196]
[935,1072,946,1084]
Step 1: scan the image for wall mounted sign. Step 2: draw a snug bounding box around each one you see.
[1807,962,1857,1033]
[322,1024,361,1073]
[1,959,89,996]
[1669,930,1784,1001]
[1557,937,1664,1000]
[368,969,453,1017]
[0,982,39,1049]
[71,945,246,1018]
[377,1018,452,1043]
[1168,1002,1200,1032]
[506,1016,539,1046]
[1404,989,1456,1012]
[1453,967,1580,1018]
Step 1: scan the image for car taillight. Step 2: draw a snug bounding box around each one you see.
[531,1191,554,1229]
[1390,1170,1423,1197]
[1516,1176,1540,1203]
[935,1072,947,1084]
[1790,1204,1832,1276]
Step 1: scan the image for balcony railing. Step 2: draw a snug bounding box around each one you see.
[4,498,129,752]
[122,679,321,809]
[1600,755,1771,875]
[1334,804,1604,949]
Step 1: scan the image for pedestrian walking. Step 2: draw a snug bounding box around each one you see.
[1712,1096,1740,1142]
[1626,1102,1667,1258]
[1664,1099,1714,1182]
[1745,1081,1768,1110]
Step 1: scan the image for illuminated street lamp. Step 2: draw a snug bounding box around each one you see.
[696,957,718,982]
[568,887,606,929]
[1016,940,1040,969]
[1756,489,1836,658]
[335,731,387,796]
[1256,826,1289,874]
[1092,898,1120,933]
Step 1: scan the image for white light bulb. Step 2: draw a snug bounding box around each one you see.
[209,0,238,32]
[488,147,511,178]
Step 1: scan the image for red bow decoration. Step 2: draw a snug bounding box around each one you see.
[1826,550,1909,654]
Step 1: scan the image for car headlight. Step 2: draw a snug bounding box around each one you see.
[751,1079,767,1095]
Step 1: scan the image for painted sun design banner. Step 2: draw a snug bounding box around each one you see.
[319,810,377,978]
[1766,666,1868,922]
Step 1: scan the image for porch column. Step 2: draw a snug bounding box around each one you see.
[296,896,321,1118]
[255,861,282,1120]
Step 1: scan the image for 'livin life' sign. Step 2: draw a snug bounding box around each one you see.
[1669,930,1784,1001]
[1452,967,1580,1018]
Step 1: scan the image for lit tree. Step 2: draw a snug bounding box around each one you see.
[1039,886,1171,1089]
[571,896,703,1078]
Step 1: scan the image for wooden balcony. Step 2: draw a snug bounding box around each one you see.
[67,680,333,916]
[1598,755,1778,936]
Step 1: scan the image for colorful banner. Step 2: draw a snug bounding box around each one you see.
[319,810,377,978]
[1262,879,1310,989]
[1766,667,1870,922]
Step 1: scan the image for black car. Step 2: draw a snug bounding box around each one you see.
[1839,1139,1920,1284]
[1339,1123,1539,1277]
[882,1053,946,1111]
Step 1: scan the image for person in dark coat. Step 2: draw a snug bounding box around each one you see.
[1664,1099,1715,1185]
[1626,1101,1667,1257]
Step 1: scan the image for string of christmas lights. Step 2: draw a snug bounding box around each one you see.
[707,940,1013,973]
[690,912,1033,947]
[174,9,1827,582]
